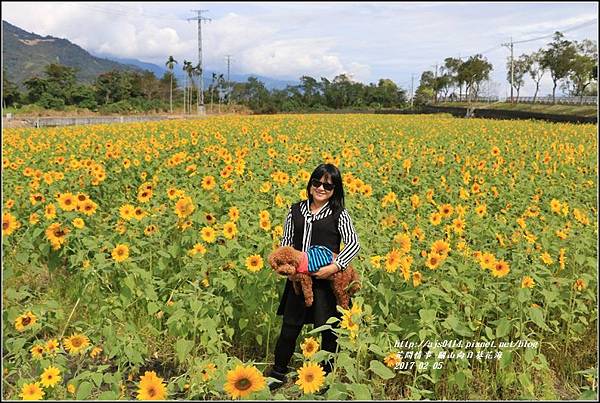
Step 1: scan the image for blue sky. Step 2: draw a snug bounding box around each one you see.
[2,2,598,97]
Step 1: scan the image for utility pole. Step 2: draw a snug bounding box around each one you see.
[410,74,414,108]
[502,37,514,103]
[431,63,438,104]
[188,10,211,115]
[225,54,232,105]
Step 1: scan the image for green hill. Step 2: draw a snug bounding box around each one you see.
[2,20,142,86]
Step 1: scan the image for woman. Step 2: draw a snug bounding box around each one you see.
[266,163,361,390]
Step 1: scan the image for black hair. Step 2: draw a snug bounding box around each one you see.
[306,163,345,214]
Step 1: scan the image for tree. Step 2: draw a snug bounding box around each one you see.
[3,71,21,107]
[527,50,546,103]
[541,31,578,103]
[460,54,493,101]
[568,39,598,104]
[506,54,532,102]
[165,56,177,113]
[444,57,465,99]
[182,60,192,113]
[414,71,435,106]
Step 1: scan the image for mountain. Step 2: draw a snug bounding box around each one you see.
[2,20,142,85]
[95,53,299,90]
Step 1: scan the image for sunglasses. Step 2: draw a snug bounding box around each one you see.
[311,179,334,191]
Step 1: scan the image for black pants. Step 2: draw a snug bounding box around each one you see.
[273,322,338,375]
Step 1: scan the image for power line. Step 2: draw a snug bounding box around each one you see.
[513,19,597,44]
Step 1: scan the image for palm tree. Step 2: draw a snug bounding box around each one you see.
[165,56,177,114]
[210,72,217,112]
[182,60,190,114]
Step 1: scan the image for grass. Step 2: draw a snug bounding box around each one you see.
[434,102,597,118]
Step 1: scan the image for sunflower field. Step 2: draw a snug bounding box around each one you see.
[2,114,598,400]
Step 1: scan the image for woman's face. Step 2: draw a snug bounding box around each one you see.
[310,175,334,204]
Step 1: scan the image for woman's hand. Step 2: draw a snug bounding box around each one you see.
[311,264,339,279]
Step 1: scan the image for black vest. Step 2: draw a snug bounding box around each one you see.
[291,201,342,254]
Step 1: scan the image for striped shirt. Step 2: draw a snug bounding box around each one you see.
[281,200,360,271]
[307,245,334,272]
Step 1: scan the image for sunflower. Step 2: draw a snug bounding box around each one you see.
[259,218,271,231]
[57,192,77,211]
[573,278,586,292]
[200,227,217,243]
[112,244,129,262]
[429,212,442,226]
[144,224,158,236]
[475,204,487,217]
[175,196,195,219]
[137,189,153,203]
[223,222,238,239]
[412,271,423,287]
[452,218,466,234]
[430,240,451,258]
[90,346,103,359]
[63,333,90,355]
[3,212,19,236]
[14,311,37,332]
[425,252,443,270]
[78,199,98,216]
[189,243,207,256]
[479,252,496,270]
[29,193,45,205]
[201,176,216,190]
[20,382,44,400]
[29,213,40,225]
[295,362,325,394]
[205,213,217,225]
[384,352,402,368]
[258,210,270,221]
[40,366,61,388]
[228,207,240,222]
[67,384,76,394]
[119,204,136,221]
[224,365,266,399]
[45,339,59,355]
[521,276,535,289]
[31,344,45,359]
[393,233,411,254]
[137,371,167,400]
[200,363,217,381]
[540,252,554,265]
[490,260,510,278]
[245,255,263,272]
[72,218,85,229]
[439,203,453,218]
[384,249,402,273]
[300,337,320,358]
[45,223,69,250]
[340,304,362,333]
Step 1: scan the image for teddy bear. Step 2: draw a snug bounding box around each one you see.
[268,245,360,309]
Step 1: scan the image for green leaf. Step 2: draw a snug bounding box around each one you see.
[528,307,549,331]
[175,339,194,363]
[499,350,512,369]
[98,391,118,400]
[419,309,436,324]
[348,383,371,400]
[496,318,511,338]
[369,360,395,380]
[76,381,93,400]
[454,370,466,389]
[239,318,248,331]
[147,301,160,315]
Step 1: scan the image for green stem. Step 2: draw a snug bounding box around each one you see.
[60,282,91,339]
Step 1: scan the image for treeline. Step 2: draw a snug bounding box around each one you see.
[2,64,175,114]
[416,32,598,105]
[2,65,408,114]
[229,75,408,113]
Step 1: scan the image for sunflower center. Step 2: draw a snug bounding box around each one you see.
[235,378,252,391]
[147,386,156,397]
[71,338,82,347]
[305,374,314,382]
[3,221,8,230]
[22,317,31,326]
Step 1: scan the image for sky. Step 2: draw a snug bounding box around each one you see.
[2,1,598,97]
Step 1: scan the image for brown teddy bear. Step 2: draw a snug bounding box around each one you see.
[268,246,360,309]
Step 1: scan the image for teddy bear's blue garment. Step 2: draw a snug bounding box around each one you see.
[307,245,334,272]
